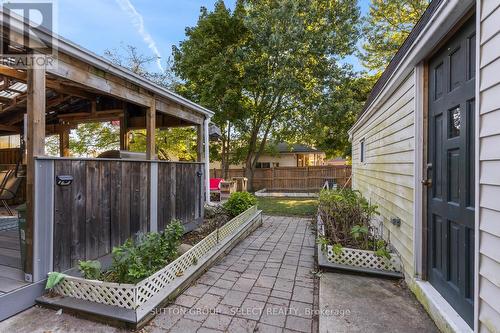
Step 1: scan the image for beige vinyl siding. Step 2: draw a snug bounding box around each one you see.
[478,2,500,331]
[351,72,415,276]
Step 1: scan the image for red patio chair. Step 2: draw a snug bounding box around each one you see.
[210,178,224,201]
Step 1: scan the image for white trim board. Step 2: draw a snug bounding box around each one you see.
[473,1,481,331]
[413,62,425,278]
[410,280,473,333]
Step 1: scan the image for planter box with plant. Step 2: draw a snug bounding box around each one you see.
[39,202,262,328]
[316,189,402,277]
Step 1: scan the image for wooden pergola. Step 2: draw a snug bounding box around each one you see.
[0,10,213,312]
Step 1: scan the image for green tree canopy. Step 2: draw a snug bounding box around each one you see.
[173,0,361,185]
[307,75,375,158]
[361,0,430,75]
[173,1,248,176]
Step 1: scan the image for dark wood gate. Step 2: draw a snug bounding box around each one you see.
[427,16,475,327]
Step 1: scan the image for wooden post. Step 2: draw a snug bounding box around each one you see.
[26,59,46,277]
[196,124,203,162]
[120,104,129,151]
[204,117,211,203]
[59,127,70,157]
[146,98,156,160]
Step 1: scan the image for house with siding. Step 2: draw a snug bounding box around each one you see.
[348,1,500,332]
[210,143,327,169]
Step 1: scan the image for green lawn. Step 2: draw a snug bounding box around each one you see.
[256,197,318,216]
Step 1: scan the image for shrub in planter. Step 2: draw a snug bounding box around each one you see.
[75,220,184,284]
[110,220,184,283]
[318,189,390,256]
[224,192,257,218]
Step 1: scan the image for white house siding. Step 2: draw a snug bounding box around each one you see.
[478,2,500,331]
[351,72,416,277]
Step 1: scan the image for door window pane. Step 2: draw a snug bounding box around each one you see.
[449,107,461,138]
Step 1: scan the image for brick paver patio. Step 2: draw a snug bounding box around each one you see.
[145,215,318,333]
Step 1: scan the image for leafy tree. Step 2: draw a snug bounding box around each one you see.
[127,128,197,161]
[174,0,361,187]
[45,122,120,158]
[361,0,430,74]
[173,1,248,177]
[69,122,120,157]
[104,44,178,89]
[308,74,376,158]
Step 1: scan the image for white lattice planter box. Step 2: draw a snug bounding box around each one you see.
[38,206,262,327]
[317,214,403,278]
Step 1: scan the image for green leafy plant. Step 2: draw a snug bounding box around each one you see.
[317,236,329,252]
[318,189,390,255]
[45,220,185,285]
[350,225,368,241]
[110,220,184,283]
[374,240,391,260]
[78,260,101,280]
[45,272,65,289]
[332,243,343,256]
[223,192,257,217]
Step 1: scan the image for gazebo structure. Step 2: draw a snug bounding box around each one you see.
[0,9,212,319]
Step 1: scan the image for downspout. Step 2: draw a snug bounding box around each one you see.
[204,116,211,203]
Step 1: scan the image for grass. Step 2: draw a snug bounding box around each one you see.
[256,197,318,217]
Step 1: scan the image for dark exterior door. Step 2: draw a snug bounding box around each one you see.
[427,16,475,327]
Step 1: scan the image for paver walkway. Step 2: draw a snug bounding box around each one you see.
[145,215,318,333]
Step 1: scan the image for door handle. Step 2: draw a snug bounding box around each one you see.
[422,179,432,187]
[423,163,433,188]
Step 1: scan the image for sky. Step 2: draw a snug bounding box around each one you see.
[53,0,371,73]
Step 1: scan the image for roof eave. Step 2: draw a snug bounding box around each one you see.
[1,9,215,118]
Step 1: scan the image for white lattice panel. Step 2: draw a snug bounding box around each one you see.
[136,205,256,306]
[326,245,401,273]
[53,205,258,310]
[54,277,137,309]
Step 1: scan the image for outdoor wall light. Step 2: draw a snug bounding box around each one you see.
[56,175,73,186]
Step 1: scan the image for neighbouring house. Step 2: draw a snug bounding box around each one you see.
[0,10,212,320]
[210,142,326,169]
[348,1,499,332]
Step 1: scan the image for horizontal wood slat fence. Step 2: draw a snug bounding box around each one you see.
[210,165,351,191]
[52,159,204,272]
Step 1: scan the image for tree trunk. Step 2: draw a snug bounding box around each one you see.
[244,158,255,192]
[220,135,227,179]
[223,124,231,179]
[219,122,232,180]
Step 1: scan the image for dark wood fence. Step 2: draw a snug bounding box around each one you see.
[210,165,352,190]
[52,159,204,272]
[157,162,204,232]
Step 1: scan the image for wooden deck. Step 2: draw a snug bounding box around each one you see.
[0,214,28,295]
